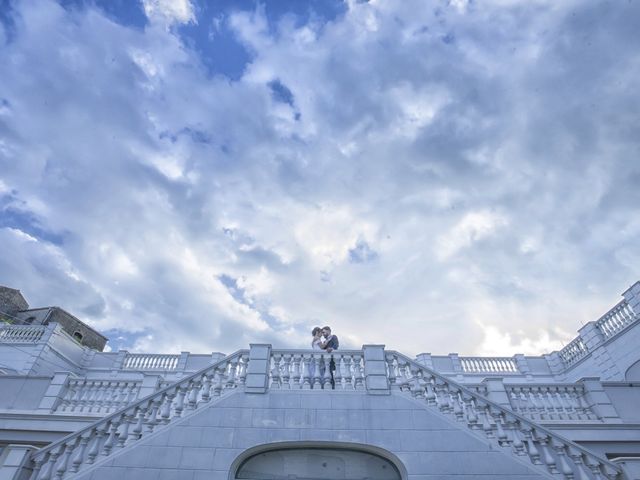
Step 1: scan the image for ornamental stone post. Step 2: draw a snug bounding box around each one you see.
[363,345,390,395]
[245,344,271,394]
[0,444,37,480]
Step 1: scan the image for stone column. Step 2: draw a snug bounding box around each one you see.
[363,345,390,395]
[245,344,271,394]
[416,353,433,369]
[580,377,622,423]
[0,444,37,480]
[37,372,70,412]
[138,375,162,399]
[481,378,511,408]
[622,281,640,316]
[578,322,604,351]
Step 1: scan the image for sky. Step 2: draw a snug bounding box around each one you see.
[0,0,639,357]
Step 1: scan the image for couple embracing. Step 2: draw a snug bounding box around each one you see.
[310,326,339,388]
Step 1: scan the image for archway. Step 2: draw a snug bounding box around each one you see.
[232,443,404,480]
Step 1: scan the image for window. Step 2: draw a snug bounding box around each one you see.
[73,331,84,342]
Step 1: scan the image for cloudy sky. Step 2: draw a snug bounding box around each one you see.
[0,0,638,356]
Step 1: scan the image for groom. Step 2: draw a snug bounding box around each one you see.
[321,326,339,388]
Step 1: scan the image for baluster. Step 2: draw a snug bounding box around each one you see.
[187,380,200,410]
[385,354,397,390]
[451,389,464,421]
[86,425,107,464]
[333,354,343,390]
[130,404,147,441]
[508,387,522,415]
[506,416,526,455]
[434,379,450,412]
[117,412,134,449]
[271,354,282,389]
[461,393,479,429]
[200,373,212,403]
[553,441,575,478]
[292,354,301,389]
[424,375,437,406]
[226,358,239,389]
[584,457,605,480]
[539,386,556,420]
[343,355,354,390]
[101,418,121,456]
[411,367,425,398]
[493,410,509,446]
[39,446,62,480]
[69,434,90,473]
[530,386,545,420]
[323,354,333,389]
[54,440,75,479]
[549,386,567,419]
[174,386,187,416]
[238,354,249,386]
[313,354,323,389]
[568,447,592,480]
[282,354,292,389]
[572,386,594,420]
[479,404,495,438]
[103,381,116,413]
[353,355,365,390]
[213,367,224,396]
[556,386,575,420]
[397,358,410,391]
[535,432,558,474]
[521,426,541,464]
[145,397,162,432]
[160,390,176,423]
[302,354,312,390]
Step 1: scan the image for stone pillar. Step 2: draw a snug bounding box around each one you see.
[578,322,604,351]
[363,345,390,395]
[544,351,566,376]
[37,372,70,412]
[245,344,271,394]
[0,444,37,480]
[580,377,622,423]
[176,351,189,376]
[481,378,511,408]
[112,350,128,372]
[138,375,162,399]
[416,353,433,369]
[210,352,226,363]
[622,281,640,316]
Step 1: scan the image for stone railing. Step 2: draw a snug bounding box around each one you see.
[505,384,599,422]
[385,350,622,479]
[53,378,142,415]
[460,356,518,373]
[0,324,47,343]
[595,300,637,340]
[269,350,365,390]
[559,337,589,367]
[122,353,179,370]
[27,350,249,480]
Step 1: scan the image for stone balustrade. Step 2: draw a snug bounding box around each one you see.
[53,378,142,415]
[559,337,589,367]
[506,384,599,422]
[0,324,47,343]
[27,350,249,480]
[269,350,365,390]
[595,300,637,339]
[384,350,622,479]
[122,353,179,370]
[460,356,519,373]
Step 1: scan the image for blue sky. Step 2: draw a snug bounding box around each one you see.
[0,0,639,355]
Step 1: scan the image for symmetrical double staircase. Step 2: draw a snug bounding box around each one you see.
[24,346,624,480]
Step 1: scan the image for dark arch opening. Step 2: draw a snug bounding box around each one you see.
[232,443,404,480]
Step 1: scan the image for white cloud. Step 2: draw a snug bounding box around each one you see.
[142,0,195,25]
[0,0,638,358]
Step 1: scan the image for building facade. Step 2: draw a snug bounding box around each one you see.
[0,282,639,479]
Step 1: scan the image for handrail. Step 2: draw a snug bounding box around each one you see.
[28,349,249,480]
[387,350,622,479]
